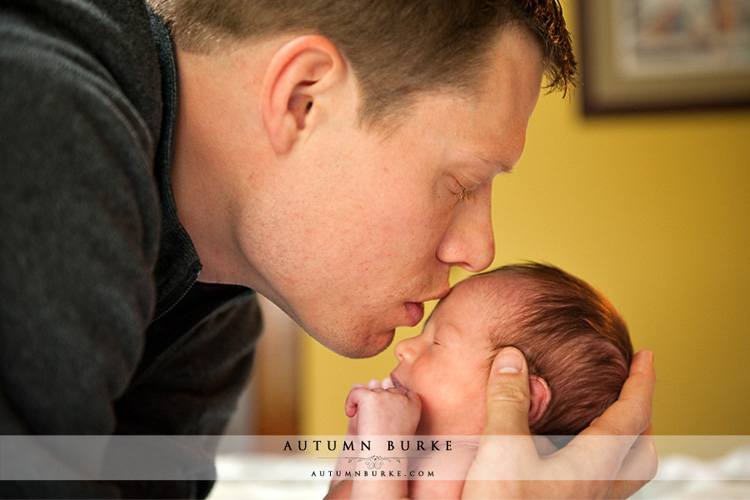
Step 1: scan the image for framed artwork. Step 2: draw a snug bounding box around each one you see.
[579,0,750,114]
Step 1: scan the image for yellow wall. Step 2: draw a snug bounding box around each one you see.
[299,1,750,437]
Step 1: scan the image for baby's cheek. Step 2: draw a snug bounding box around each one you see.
[462,378,490,428]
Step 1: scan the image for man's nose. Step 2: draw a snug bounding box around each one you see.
[436,189,495,273]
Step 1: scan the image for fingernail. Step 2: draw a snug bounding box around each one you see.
[494,348,523,374]
[637,349,654,364]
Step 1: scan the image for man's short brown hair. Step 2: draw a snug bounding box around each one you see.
[149,0,576,126]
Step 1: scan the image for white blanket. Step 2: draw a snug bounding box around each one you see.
[209,446,750,499]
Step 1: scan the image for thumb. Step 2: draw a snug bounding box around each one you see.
[484,347,531,435]
[345,387,364,418]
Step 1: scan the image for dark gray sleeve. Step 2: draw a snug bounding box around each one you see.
[109,289,263,499]
[1,5,161,497]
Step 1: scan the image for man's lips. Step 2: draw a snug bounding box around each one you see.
[403,287,450,327]
[404,302,425,326]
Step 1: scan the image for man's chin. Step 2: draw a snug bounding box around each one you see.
[314,328,396,359]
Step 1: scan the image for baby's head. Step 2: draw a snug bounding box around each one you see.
[390,262,633,440]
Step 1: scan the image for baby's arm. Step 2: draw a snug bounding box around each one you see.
[327,379,421,499]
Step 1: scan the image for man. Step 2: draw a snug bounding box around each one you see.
[0,0,656,498]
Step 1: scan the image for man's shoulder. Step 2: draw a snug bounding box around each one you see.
[0,0,165,276]
[0,0,162,141]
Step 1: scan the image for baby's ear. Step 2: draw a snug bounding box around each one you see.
[528,375,551,427]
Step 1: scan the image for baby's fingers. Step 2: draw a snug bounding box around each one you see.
[366,379,382,389]
[345,386,368,417]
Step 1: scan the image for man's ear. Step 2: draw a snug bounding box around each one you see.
[261,35,346,154]
[528,375,551,427]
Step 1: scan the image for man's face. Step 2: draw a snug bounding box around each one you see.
[390,277,493,435]
[242,26,543,357]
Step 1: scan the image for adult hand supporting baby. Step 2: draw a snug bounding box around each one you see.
[462,347,657,499]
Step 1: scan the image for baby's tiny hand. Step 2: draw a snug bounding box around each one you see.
[344,380,421,436]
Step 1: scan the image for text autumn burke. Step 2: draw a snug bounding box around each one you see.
[283,439,453,452]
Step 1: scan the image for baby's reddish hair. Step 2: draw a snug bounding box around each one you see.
[473,263,633,445]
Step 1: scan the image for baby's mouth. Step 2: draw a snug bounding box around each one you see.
[390,373,408,394]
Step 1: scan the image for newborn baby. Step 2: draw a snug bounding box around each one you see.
[330,262,633,499]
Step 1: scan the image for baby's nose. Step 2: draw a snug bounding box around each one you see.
[394,337,415,362]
